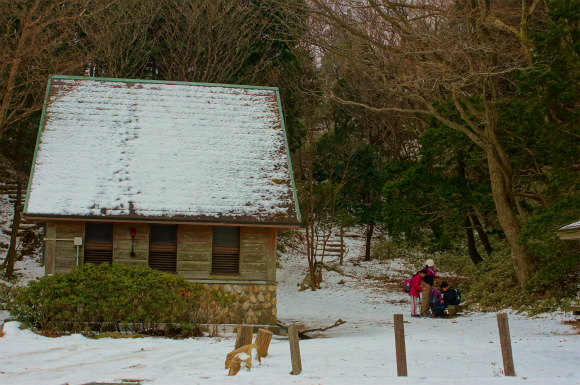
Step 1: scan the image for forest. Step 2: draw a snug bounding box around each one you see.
[1,0,579,311]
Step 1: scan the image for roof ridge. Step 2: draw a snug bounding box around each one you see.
[49,74,280,91]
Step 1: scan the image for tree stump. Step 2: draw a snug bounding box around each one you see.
[255,328,273,358]
[235,324,253,350]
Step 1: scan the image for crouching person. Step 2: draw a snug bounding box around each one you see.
[432,282,461,317]
[429,286,442,316]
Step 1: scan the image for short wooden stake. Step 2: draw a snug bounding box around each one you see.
[288,325,302,375]
[394,314,407,377]
[255,328,273,358]
[497,313,516,376]
[235,324,253,350]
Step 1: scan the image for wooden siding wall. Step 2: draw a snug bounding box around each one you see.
[44,220,84,275]
[44,220,56,275]
[55,221,84,273]
[47,221,277,283]
[240,227,273,281]
[177,225,212,279]
[267,228,277,281]
[113,223,149,267]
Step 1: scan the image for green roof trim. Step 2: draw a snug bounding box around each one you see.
[554,219,580,232]
[276,90,302,223]
[24,77,53,214]
[49,74,280,91]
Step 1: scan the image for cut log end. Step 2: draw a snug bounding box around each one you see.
[255,328,273,358]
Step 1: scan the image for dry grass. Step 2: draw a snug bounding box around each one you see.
[91,332,145,339]
[562,319,580,334]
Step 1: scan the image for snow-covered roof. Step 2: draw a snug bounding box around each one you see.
[557,220,580,231]
[24,76,300,226]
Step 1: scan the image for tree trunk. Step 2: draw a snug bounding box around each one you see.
[364,223,374,261]
[304,127,318,291]
[457,155,485,265]
[4,180,22,277]
[465,216,483,265]
[469,209,493,256]
[0,16,29,135]
[485,100,535,286]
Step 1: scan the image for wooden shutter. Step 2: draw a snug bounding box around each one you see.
[84,241,113,265]
[149,224,177,273]
[84,222,114,265]
[212,227,239,274]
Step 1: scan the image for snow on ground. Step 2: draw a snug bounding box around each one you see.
[0,194,44,322]
[0,193,13,254]
[1,232,579,385]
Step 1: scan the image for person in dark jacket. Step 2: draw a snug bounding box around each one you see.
[431,282,460,317]
[441,282,460,306]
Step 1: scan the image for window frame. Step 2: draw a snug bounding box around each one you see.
[84,221,114,265]
[211,226,240,275]
[148,224,178,273]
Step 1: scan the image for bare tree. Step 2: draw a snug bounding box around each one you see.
[0,0,111,140]
[144,0,301,85]
[2,176,24,277]
[300,111,353,289]
[79,0,158,79]
[292,0,545,285]
[0,0,115,276]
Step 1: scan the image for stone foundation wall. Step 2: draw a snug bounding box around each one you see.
[202,283,277,325]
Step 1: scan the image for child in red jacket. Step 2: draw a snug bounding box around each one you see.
[409,270,426,317]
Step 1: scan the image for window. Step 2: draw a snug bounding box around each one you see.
[212,226,240,275]
[149,224,177,273]
[84,222,114,265]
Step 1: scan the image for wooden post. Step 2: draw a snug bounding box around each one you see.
[255,328,273,358]
[235,325,253,350]
[288,325,302,375]
[497,313,516,376]
[339,224,344,265]
[393,314,407,376]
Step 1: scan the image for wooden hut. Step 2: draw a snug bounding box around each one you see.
[23,75,301,326]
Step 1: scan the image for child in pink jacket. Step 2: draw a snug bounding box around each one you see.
[409,270,426,317]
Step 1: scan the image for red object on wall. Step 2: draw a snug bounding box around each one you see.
[130,227,137,237]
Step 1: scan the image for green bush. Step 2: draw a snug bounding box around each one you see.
[371,239,410,260]
[450,247,579,314]
[7,263,230,336]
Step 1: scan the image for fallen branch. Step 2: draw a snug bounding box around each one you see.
[277,318,346,340]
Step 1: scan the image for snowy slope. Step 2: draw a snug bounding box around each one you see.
[0,193,44,323]
[0,193,12,253]
[1,233,579,385]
